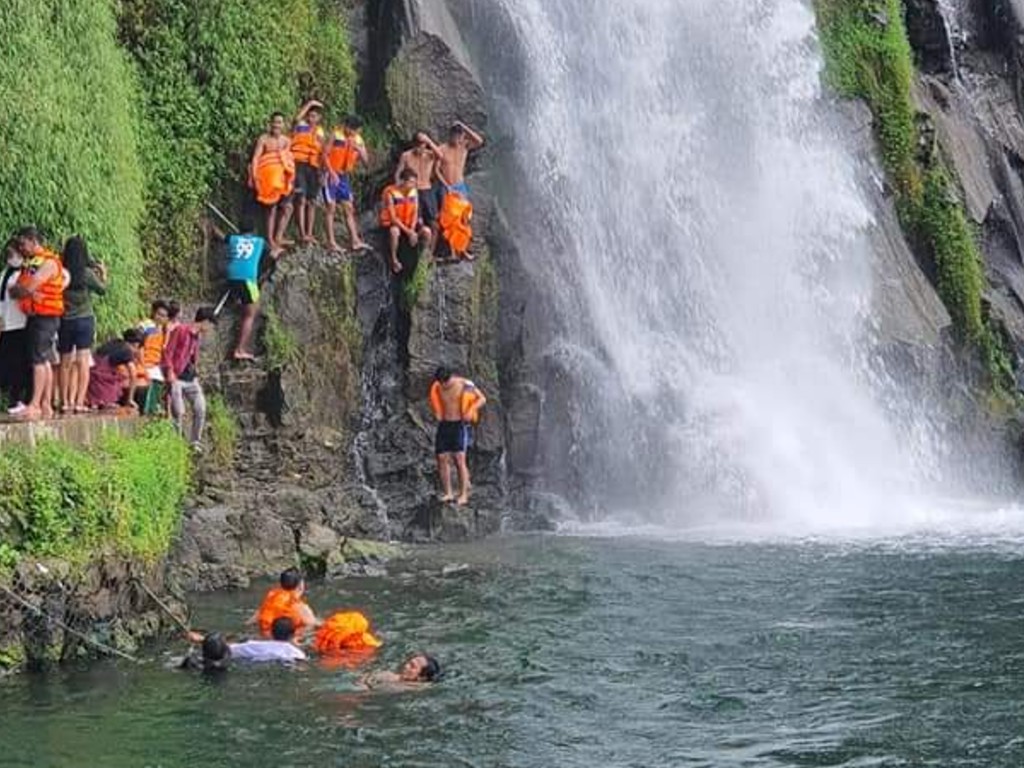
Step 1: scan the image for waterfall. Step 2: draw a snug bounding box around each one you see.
[459,0,941,528]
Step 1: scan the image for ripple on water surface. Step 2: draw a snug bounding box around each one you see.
[2,534,1024,767]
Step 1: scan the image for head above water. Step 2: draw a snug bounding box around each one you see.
[201,632,231,670]
[433,365,454,384]
[279,566,304,593]
[400,653,441,683]
[270,616,296,642]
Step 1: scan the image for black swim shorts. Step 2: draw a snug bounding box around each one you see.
[435,420,470,455]
[27,315,60,365]
[293,162,322,199]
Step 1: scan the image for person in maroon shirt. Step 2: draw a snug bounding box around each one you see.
[162,306,216,449]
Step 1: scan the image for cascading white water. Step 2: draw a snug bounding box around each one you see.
[468,0,940,528]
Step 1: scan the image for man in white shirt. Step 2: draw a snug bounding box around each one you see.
[185,617,307,671]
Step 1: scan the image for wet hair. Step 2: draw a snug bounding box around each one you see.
[62,236,90,290]
[150,299,170,316]
[122,328,145,346]
[449,123,467,139]
[399,167,418,182]
[270,111,285,122]
[280,567,303,590]
[201,632,231,670]
[194,306,217,324]
[308,105,323,117]
[433,365,453,383]
[343,115,363,131]
[167,300,182,321]
[270,616,296,642]
[419,654,442,682]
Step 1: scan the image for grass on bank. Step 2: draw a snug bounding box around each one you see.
[0,422,191,571]
[814,0,1013,389]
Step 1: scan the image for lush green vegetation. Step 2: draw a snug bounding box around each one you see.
[206,394,240,468]
[0,0,357,330]
[814,0,1010,388]
[0,0,146,332]
[0,423,191,569]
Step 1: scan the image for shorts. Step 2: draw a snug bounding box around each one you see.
[323,174,353,205]
[27,315,60,365]
[293,162,322,199]
[448,180,470,199]
[58,315,96,354]
[420,185,440,226]
[435,420,470,455]
[227,279,259,305]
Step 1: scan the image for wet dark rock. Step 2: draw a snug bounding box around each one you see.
[904,0,954,74]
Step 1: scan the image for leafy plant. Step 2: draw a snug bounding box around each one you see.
[206,393,240,468]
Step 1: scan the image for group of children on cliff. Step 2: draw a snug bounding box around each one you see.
[0,98,490,503]
[0,226,215,448]
[250,99,482,274]
[181,566,442,690]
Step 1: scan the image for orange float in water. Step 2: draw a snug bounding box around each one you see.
[312,611,383,655]
[256,587,310,637]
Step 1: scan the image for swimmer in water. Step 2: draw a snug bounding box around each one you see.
[358,653,442,690]
[179,616,307,671]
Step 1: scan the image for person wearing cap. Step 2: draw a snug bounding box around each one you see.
[162,306,216,450]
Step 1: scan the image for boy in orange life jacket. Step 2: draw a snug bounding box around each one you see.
[380,168,431,275]
[9,227,66,421]
[249,567,319,637]
[395,131,441,256]
[286,100,327,247]
[323,115,369,254]
[429,365,486,506]
[249,111,295,258]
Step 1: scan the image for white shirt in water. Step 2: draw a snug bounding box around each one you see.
[229,640,307,663]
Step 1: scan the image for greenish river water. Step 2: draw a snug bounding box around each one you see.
[3,533,1024,766]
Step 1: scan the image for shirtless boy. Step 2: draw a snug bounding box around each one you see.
[395,132,440,254]
[249,112,295,256]
[428,365,487,505]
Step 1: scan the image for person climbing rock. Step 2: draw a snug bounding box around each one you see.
[249,567,320,638]
[419,123,484,261]
[287,100,327,246]
[357,654,442,690]
[429,365,487,505]
[9,227,67,421]
[395,131,441,256]
[380,168,431,275]
[222,217,267,362]
[162,306,216,450]
[250,112,295,257]
[323,114,369,253]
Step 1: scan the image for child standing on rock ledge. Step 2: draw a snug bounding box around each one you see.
[429,365,487,506]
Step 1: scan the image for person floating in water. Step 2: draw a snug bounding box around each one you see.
[182,616,307,671]
[249,567,320,638]
[429,366,487,505]
[358,653,442,690]
[323,114,369,254]
[379,168,431,275]
[418,122,484,261]
[249,111,295,257]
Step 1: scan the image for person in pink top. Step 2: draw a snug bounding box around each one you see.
[162,306,216,450]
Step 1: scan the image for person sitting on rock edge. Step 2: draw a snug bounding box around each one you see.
[250,566,320,638]
[380,168,430,275]
[395,131,441,257]
[429,365,487,506]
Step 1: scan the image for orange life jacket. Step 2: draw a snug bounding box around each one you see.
[139,320,166,368]
[429,380,484,424]
[290,122,324,167]
[312,611,382,655]
[378,185,419,229]
[17,249,64,317]
[439,193,473,254]
[326,130,363,174]
[256,587,309,637]
[254,147,296,206]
